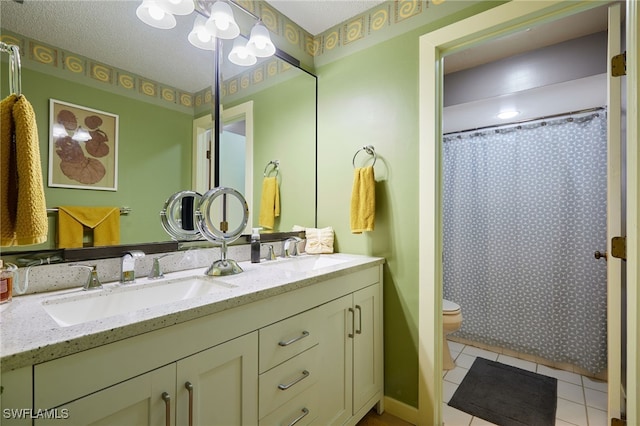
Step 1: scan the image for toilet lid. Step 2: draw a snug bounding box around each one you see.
[443,299,460,313]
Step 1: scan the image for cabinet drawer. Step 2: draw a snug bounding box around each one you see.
[259,345,319,418]
[259,308,319,373]
[259,385,319,426]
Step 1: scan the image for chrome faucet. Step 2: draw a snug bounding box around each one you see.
[121,250,145,283]
[148,254,169,280]
[282,237,302,258]
[71,264,102,291]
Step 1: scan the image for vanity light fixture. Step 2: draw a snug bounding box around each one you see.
[136,0,177,29]
[228,37,257,66]
[188,14,217,50]
[246,21,276,58]
[136,0,276,65]
[206,0,240,39]
[497,110,520,120]
[158,0,195,15]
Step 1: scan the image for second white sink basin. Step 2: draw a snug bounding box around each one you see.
[42,276,236,327]
[264,254,354,272]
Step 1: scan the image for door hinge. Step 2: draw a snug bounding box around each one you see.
[611,236,626,260]
[611,418,626,426]
[206,150,211,160]
[612,52,626,77]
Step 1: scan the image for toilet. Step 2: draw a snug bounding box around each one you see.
[442,299,462,370]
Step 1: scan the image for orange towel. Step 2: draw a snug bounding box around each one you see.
[350,166,375,234]
[1,94,48,246]
[57,206,120,248]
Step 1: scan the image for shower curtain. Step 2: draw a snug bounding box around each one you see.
[443,110,608,374]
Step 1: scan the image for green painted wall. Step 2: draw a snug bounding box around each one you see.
[316,1,504,408]
[1,67,193,251]
[227,72,317,232]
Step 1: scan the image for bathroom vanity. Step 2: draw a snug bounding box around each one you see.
[0,254,384,426]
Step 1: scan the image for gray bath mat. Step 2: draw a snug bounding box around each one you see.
[448,357,557,425]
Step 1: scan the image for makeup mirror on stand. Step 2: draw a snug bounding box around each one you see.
[196,187,249,276]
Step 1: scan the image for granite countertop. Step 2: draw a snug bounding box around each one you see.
[0,253,384,372]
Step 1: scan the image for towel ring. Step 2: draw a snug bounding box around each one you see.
[264,160,279,177]
[352,145,377,168]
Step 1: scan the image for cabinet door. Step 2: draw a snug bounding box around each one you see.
[176,332,258,426]
[352,284,382,413]
[35,365,175,426]
[315,295,353,426]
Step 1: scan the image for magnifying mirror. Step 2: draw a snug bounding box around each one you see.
[160,190,203,241]
[196,187,249,276]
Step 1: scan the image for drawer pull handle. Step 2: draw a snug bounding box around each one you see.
[185,381,194,426]
[288,408,310,426]
[278,370,310,390]
[355,305,363,334]
[348,307,355,338]
[161,392,171,426]
[279,330,310,347]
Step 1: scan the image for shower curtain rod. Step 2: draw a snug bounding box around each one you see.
[443,106,605,136]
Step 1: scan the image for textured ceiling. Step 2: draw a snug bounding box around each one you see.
[264,0,386,35]
[0,1,610,93]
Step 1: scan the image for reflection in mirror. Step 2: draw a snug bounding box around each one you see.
[160,190,202,241]
[193,101,254,234]
[0,0,317,262]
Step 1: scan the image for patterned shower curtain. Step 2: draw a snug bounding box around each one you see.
[442,110,608,374]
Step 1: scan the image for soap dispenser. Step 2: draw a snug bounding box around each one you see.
[251,228,262,263]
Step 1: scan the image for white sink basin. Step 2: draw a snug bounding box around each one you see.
[264,254,354,272]
[42,276,236,327]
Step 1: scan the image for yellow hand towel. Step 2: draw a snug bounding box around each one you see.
[350,166,375,234]
[57,206,120,249]
[1,94,48,246]
[13,95,48,246]
[258,176,280,230]
[1,94,18,246]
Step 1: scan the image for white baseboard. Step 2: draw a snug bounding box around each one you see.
[384,396,419,425]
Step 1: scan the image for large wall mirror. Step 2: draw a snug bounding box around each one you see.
[0,0,317,261]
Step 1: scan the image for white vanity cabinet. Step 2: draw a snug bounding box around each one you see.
[0,367,33,426]
[35,364,176,426]
[34,332,258,426]
[316,283,383,426]
[175,332,258,426]
[258,308,321,425]
[15,260,382,426]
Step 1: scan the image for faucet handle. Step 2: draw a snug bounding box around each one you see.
[149,254,169,280]
[71,264,102,291]
[265,245,276,261]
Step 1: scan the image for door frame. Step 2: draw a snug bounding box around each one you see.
[417,0,639,424]
[192,101,254,234]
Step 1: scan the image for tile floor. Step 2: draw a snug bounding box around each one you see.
[443,341,608,426]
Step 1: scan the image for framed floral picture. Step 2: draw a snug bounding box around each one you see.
[48,99,118,191]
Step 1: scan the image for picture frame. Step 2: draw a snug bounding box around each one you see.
[48,99,119,191]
